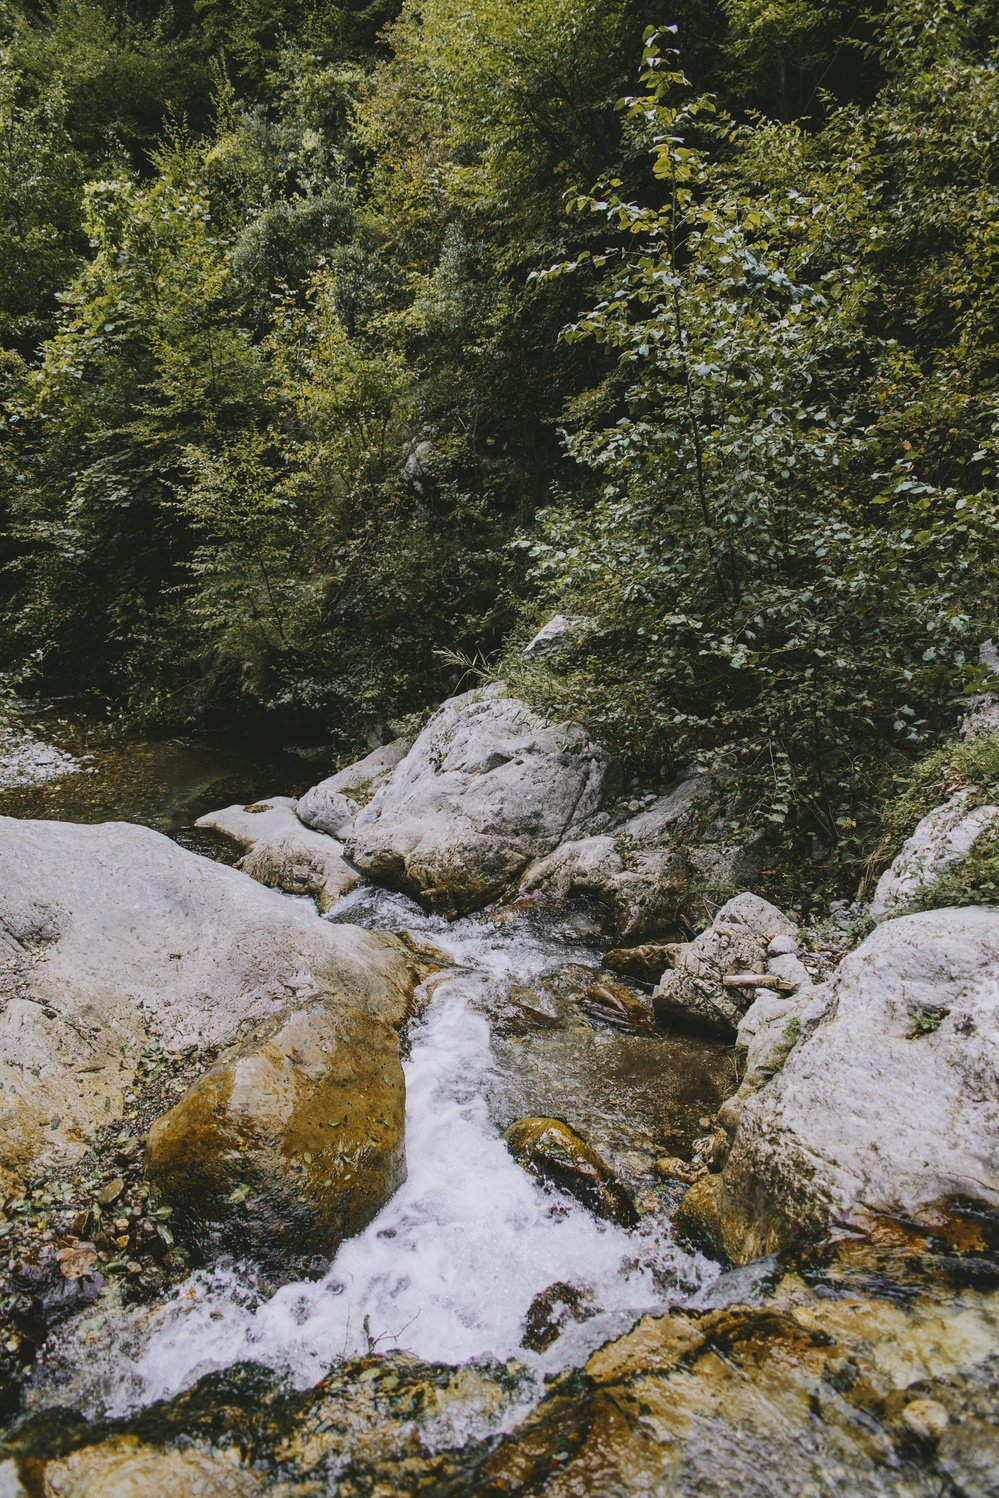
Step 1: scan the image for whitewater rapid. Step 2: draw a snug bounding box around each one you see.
[32,889,718,1420]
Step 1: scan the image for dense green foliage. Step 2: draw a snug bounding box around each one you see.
[0,0,996,877]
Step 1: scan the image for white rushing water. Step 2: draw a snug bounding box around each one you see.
[38,889,718,1420]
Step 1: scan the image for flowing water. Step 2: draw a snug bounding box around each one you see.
[27,887,724,1429]
[0,701,319,842]
[5,712,998,1493]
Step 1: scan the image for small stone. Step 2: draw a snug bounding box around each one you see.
[653,1156,695,1184]
[521,1281,594,1353]
[97,1178,124,1205]
[698,1116,713,1130]
[766,934,799,958]
[55,1243,97,1280]
[900,1398,949,1443]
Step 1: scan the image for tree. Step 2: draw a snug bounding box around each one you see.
[521,18,999,877]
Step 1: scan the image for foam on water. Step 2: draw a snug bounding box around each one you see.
[38,889,717,1420]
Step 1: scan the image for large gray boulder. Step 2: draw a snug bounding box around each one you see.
[694,907,999,1261]
[871,790,999,920]
[653,893,798,1035]
[346,685,610,916]
[296,739,410,840]
[196,795,362,912]
[520,778,760,941]
[0,818,415,1183]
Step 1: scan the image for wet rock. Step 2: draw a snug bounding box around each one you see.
[480,961,734,1188]
[578,981,656,1033]
[195,795,362,912]
[11,1355,518,1498]
[691,907,999,1263]
[0,818,415,1184]
[24,1437,262,1497]
[653,1155,699,1185]
[348,686,609,917]
[521,1281,595,1353]
[486,979,565,1037]
[296,738,410,839]
[653,893,798,1036]
[10,1216,999,1496]
[145,1001,405,1277]
[473,1265,999,1498]
[871,789,999,920]
[603,942,678,982]
[505,1117,638,1227]
[8,1246,104,1337]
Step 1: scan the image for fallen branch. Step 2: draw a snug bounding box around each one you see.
[721,973,798,994]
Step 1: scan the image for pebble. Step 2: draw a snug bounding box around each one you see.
[900,1398,949,1442]
[767,934,800,958]
[0,724,80,791]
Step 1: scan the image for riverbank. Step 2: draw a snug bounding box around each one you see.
[1,683,997,1495]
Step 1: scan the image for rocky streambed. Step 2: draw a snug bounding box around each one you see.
[1,684,998,1495]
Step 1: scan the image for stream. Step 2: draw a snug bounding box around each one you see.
[24,887,727,1433]
[3,712,730,1437]
[4,714,999,1494]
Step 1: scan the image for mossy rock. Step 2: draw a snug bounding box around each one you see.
[145,1002,405,1278]
[505,1117,637,1227]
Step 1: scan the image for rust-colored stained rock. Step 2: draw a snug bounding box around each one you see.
[603,942,679,982]
[473,1278,999,1497]
[505,1117,638,1227]
[23,1437,262,1497]
[145,1001,405,1277]
[579,980,656,1033]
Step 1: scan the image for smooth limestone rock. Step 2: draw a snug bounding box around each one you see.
[296,738,411,840]
[653,893,797,1036]
[716,982,827,1138]
[145,1000,405,1276]
[687,906,999,1263]
[0,818,415,1184]
[347,685,610,917]
[195,796,362,913]
[505,1116,638,1227]
[871,789,999,920]
[520,778,762,942]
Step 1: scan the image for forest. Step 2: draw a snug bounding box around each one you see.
[1,0,997,891]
